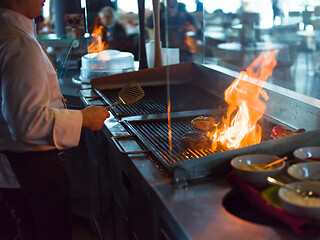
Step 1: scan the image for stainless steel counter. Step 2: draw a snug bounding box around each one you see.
[96,108,320,240]
[79,63,320,239]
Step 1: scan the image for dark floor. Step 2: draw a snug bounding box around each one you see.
[0,213,99,240]
[72,215,102,240]
[73,221,92,240]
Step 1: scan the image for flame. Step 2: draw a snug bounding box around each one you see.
[207,50,278,151]
[181,22,201,54]
[184,35,201,54]
[168,99,172,159]
[88,24,109,54]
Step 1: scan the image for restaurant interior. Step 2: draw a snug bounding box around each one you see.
[10,0,320,239]
[38,0,320,100]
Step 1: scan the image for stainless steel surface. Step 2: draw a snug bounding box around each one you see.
[91,62,320,184]
[80,63,320,239]
[100,113,320,240]
[203,64,320,131]
[152,177,320,240]
[97,120,314,239]
[91,62,320,131]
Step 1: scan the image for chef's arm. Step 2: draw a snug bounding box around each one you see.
[81,106,110,132]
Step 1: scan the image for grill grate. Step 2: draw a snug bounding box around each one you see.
[124,116,276,169]
[97,84,227,117]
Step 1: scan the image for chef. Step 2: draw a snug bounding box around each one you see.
[0,0,109,239]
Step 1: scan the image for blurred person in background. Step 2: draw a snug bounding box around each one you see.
[272,0,284,25]
[146,0,199,62]
[97,6,128,47]
[195,0,204,12]
[90,6,139,58]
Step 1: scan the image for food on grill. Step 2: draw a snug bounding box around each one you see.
[191,116,215,131]
[271,125,306,139]
[181,131,210,149]
[237,163,280,171]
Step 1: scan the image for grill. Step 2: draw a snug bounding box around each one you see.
[96,84,227,117]
[124,115,275,163]
[90,62,320,185]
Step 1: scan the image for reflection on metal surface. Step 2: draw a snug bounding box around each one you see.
[87,63,320,184]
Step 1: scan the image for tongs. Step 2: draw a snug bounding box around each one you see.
[105,81,145,110]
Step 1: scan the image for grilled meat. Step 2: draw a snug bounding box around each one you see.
[191,116,216,131]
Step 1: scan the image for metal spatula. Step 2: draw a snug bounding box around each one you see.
[105,81,145,110]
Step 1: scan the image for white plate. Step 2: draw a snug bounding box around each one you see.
[278,181,320,219]
[287,162,320,181]
[293,146,320,161]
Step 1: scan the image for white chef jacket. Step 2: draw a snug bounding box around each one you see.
[0,8,83,188]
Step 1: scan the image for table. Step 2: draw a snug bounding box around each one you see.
[296,30,319,75]
[216,42,292,81]
[217,42,289,66]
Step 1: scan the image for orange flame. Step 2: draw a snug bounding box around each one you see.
[184,35,201,54]
[88,24,109,53]
[208,50,278,151]
[180,22,201,54]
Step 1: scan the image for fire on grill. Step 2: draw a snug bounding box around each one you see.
[90,57,320,185]
[182,50,278,153]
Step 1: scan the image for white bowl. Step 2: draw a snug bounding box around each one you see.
[278,181,320,219]
[231,154,286,186]
[293,146,320,162]
[287,162,320,181]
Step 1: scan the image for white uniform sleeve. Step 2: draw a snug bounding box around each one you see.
[1,35,82,149]
[52,109,82,149]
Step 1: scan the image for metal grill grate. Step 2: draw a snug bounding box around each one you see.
[124,116,276,169]
[97,84,227,117]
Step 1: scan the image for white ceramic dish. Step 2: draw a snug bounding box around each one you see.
[293,146,320,162]
[230,154,286,186]
[287,162,320,181]
[278,181,320,219]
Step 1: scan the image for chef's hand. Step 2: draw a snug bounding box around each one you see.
[81,106,110,131]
